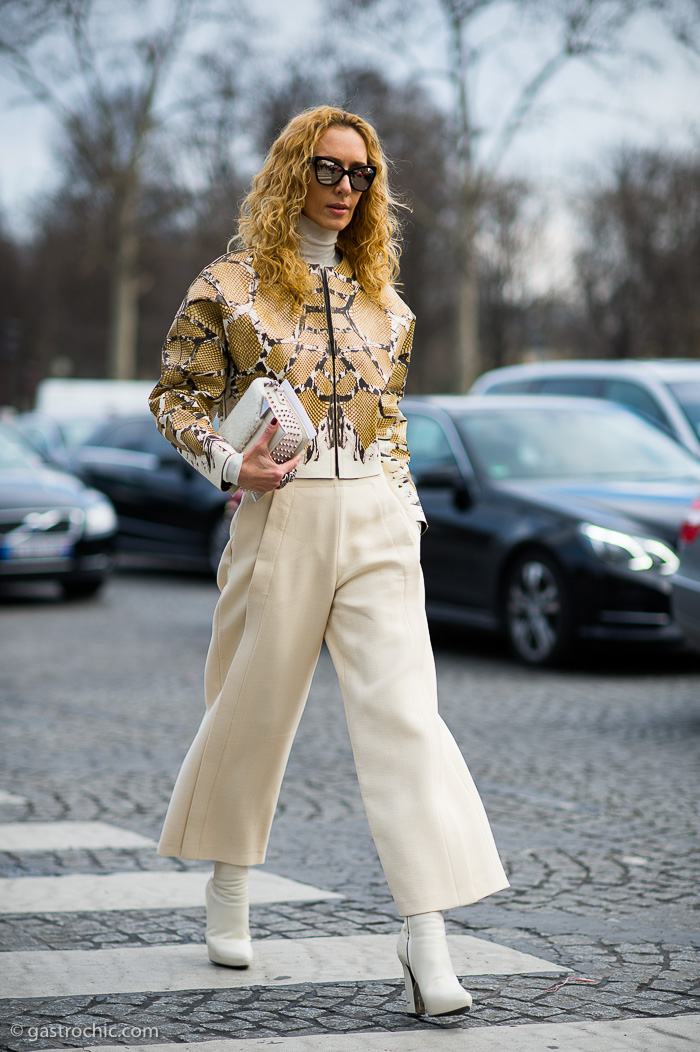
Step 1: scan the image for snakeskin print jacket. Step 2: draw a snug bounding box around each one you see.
[149,250,426,529]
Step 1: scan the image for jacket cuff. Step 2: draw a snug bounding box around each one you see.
[223,450,244,488]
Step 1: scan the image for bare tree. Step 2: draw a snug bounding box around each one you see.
[576,145,700,359]
[328,0,700,388]
[0,212,26,408]
[0,0,246,380]
[477,177,538,369]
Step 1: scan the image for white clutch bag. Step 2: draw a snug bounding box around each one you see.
[218,377,316,497]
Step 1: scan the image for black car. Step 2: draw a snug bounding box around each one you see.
[671,496,700,652]
[403,395,700,665]
[0,422,117,597]
[67,415,234,572]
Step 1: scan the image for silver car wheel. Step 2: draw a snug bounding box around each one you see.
[506,556,566,664]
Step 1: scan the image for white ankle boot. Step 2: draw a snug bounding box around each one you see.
[205,862,253,968]
[397,911,472,1016]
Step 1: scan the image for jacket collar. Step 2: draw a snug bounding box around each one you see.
[308,255,355,282]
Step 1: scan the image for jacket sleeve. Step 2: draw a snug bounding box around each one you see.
[376,314,427,533]
[149,272,241,490]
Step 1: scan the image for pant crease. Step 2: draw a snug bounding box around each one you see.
[375,476,461,910]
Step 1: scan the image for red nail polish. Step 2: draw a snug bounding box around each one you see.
[271,417,277,425]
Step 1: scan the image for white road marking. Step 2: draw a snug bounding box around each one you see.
[0,790,27,806]
[0,933,566,998]
[0,822,156,852]
[4,820,683,1052]
[35,1015,700,1052]
[0,868,340,913]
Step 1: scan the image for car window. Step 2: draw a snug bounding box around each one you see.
[0,425,44,470]
[13,424,54,461]
[666,381,700,438]
[94,419,151,452]
[406,414,458,473]
[484,379,537,394]
[453,406,700,482]
[142,426,180,458]
[600,380,670,428]
[538,377,601,396]
[96,420,181,462]
[61,418,104,450]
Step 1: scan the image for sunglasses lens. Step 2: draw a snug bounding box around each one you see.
[315,159,343,185]
[350,168,375,191]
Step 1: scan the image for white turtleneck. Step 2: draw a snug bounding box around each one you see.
[297,212,341,267]
[223,213,340,488]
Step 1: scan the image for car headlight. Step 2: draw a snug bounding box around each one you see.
[83,492,118,537]
[579,523,679,576]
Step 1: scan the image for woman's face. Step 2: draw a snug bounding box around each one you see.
[302,125,368,232]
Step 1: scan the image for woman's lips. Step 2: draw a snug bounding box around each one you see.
[328,204,348,214]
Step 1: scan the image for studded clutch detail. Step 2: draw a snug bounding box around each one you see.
[218,378,316,495]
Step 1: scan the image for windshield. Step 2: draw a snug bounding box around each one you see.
[667,381,700,439]
[454,406,700,482]
[0,424,45,471]
[60,418,104,448]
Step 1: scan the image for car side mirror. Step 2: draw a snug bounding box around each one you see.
[415,465,473,511]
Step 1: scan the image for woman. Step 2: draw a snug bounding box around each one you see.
[150,105,508,1018]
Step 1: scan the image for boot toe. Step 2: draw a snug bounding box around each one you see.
[206,936,253,969]
[426,982,472,1016]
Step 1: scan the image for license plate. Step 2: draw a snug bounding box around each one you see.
[1,535,73,560]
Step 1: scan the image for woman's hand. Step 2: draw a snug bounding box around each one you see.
[237,419,302,492]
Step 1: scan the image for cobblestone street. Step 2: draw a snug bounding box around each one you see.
[1,570,699,1050]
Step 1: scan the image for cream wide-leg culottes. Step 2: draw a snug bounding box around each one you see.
[158,474,509,916]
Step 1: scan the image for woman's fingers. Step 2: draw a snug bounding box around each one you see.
[280,452,302,472]
[260,417,279,445]
[237,419,303,492]
[256,419,302,474]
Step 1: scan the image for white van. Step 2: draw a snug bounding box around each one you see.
[35,378,154,420]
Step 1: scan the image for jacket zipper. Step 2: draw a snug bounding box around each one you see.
[321,267,340,477]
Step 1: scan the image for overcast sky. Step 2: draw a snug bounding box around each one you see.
[1,0,699,283]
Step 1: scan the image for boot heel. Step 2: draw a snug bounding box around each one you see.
[401,962,425,1016]
[397,913,472,1017]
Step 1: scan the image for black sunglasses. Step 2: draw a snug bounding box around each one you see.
[311,156,377,192]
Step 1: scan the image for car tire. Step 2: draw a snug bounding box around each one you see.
[502,550,573,667]
[61,576,105,600]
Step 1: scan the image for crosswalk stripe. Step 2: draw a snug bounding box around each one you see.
[0,822,155,852]
[0,868,341,913]
[33,1015,700,1052]
[0,934,566,999]
[9,818,681,1052]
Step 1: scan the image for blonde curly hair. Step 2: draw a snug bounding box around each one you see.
[234,105,403,303]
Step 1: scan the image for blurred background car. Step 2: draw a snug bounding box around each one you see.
[671,496,700,652]
[66,414,235,573]
[12,411,98,467]
[0,422,117,597]
[403,395,700,666]
[12,379,158,467]
[469,359,700,458]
